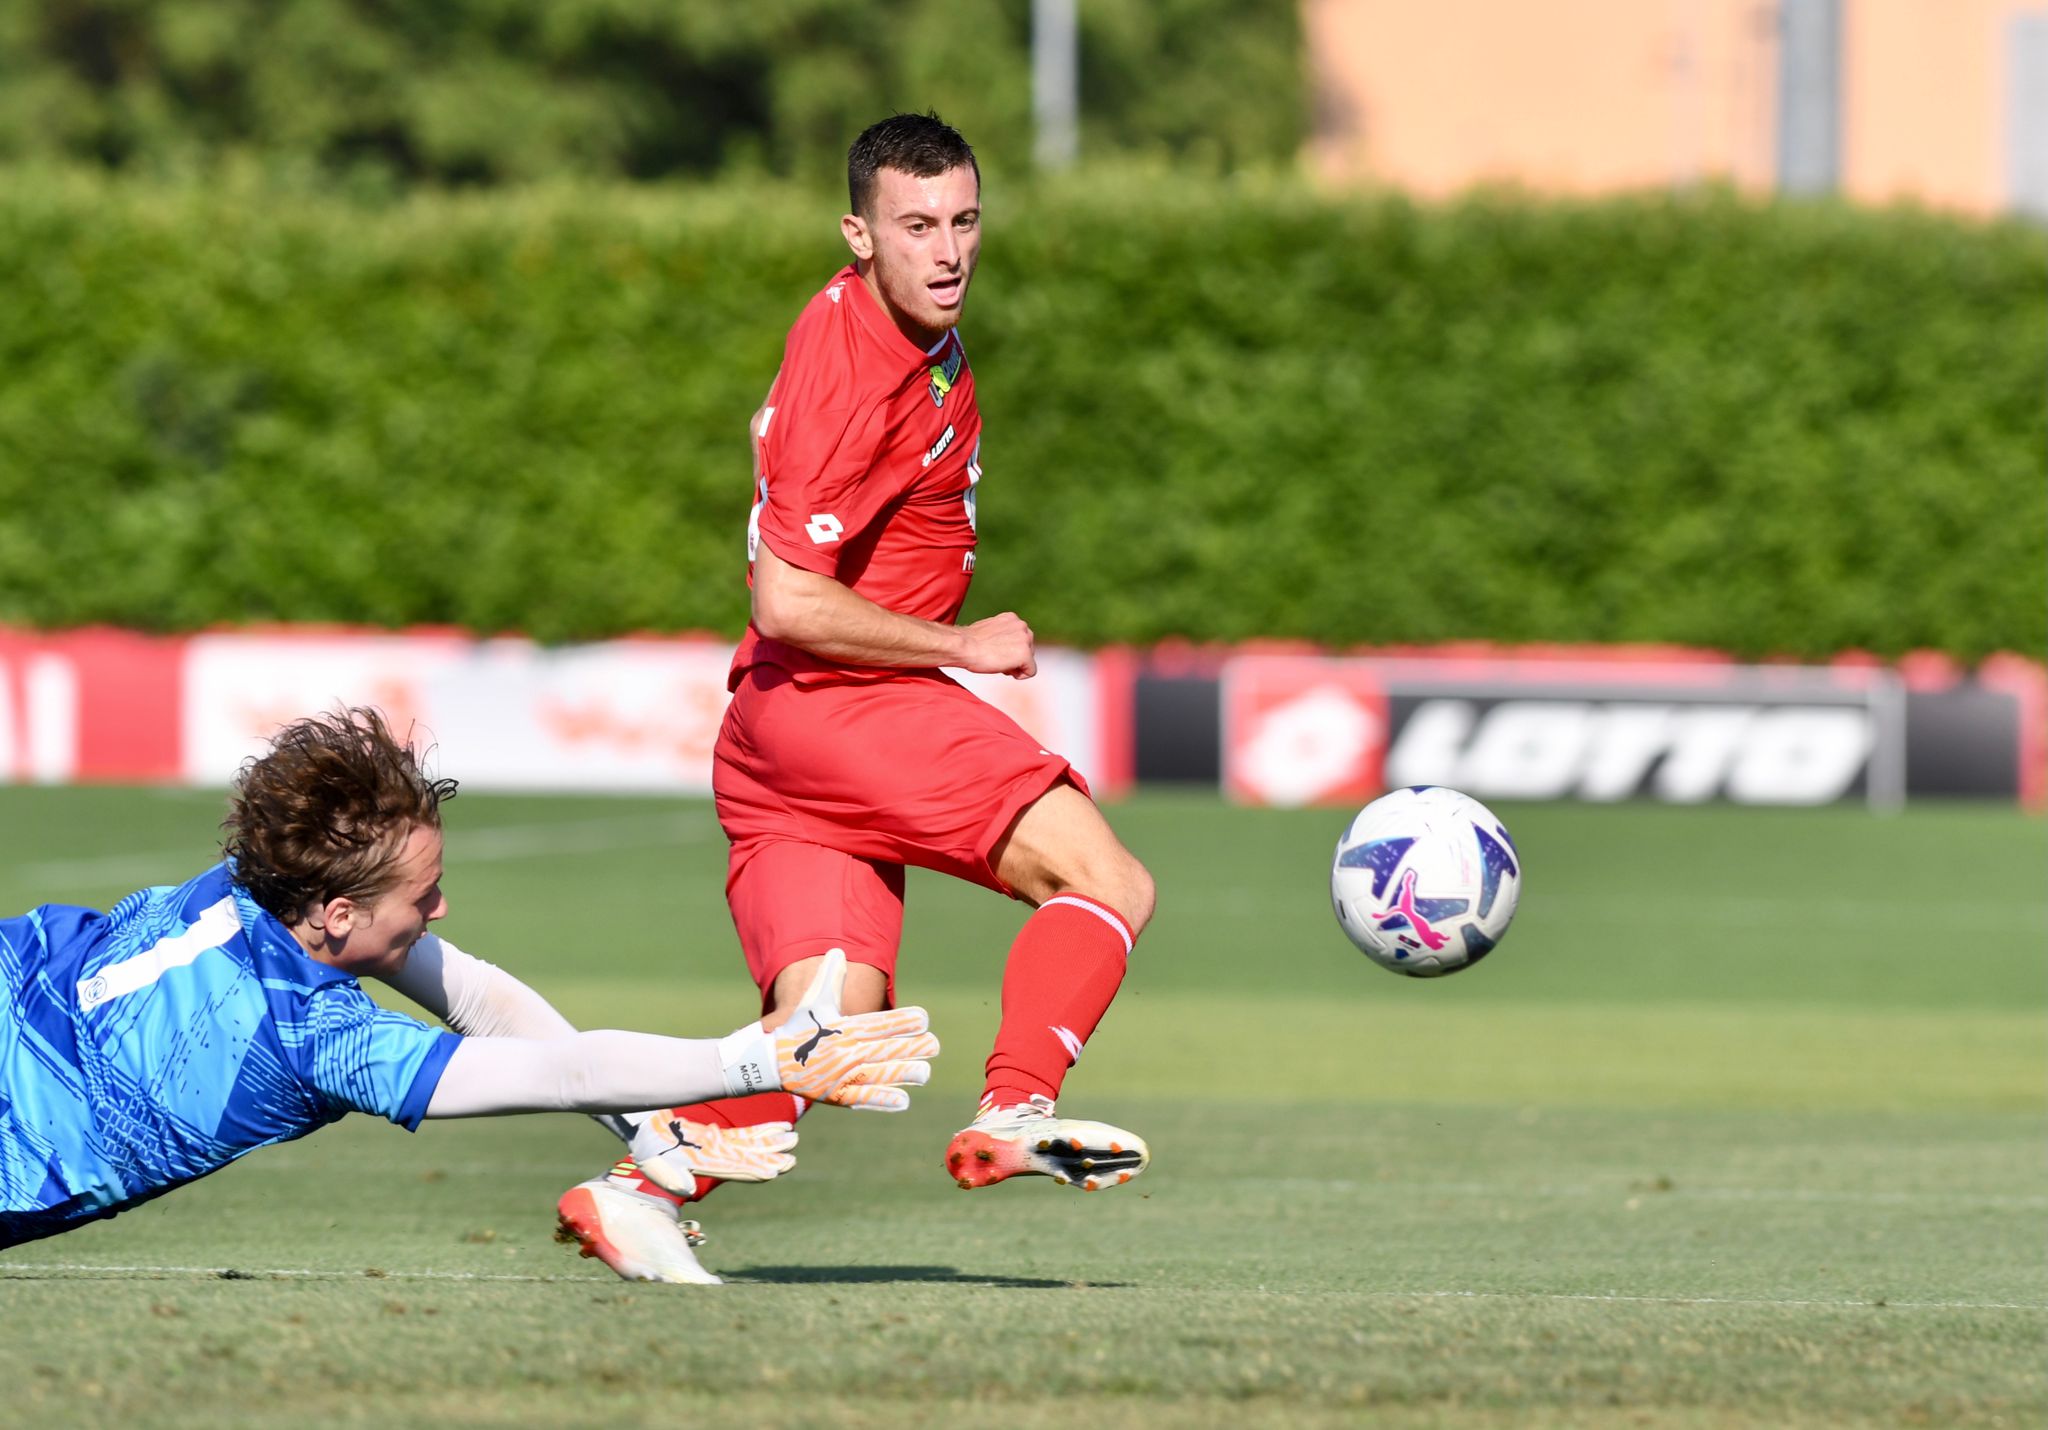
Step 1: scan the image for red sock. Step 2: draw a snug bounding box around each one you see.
[649,1091,808,1204]
[982,894,1134,1109]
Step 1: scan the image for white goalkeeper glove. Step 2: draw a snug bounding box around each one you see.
[629,953,937,1198]
[628,1115,798,1199]
[716,949,939,1112]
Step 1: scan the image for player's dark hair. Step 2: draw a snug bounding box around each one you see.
[223,707,458,925]
[848,111,980,218]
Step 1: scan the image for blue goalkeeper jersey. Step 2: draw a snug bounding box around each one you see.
[0,863,459,1248]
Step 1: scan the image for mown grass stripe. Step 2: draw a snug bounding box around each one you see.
[3,1263,2043,1313]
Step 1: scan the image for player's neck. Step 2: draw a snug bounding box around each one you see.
[289,919,342,966]
[856,262,950,354]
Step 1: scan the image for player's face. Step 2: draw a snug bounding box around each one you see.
[843,164,982,348]
[334,824,448,978]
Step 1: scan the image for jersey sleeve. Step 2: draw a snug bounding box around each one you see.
[755,370,898,577]
[295,980,463,1132]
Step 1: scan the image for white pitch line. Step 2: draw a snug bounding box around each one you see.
[1266,1179,2048,1210]
[0,1263,2041,1312]
[0,1262,589,1284]
[14,812,719,890]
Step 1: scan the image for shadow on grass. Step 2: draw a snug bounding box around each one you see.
[732,1264,1128,1289]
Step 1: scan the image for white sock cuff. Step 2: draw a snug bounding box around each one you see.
[717,1022,778,1097]
[1040,894,1134,955]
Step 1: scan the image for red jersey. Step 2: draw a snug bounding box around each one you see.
[732,265,982,688]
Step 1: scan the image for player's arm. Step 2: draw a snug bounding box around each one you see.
[379,934,575,1040]
[420,951,936,1120]
[381,942,926,1191]
[753,364,1036,677]
[421,1006,936,1119]
[753,538,1037,677]
[381,934,652,1147]
[750,377,777,484]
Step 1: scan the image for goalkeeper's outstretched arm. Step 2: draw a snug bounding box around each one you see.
[380,933,579,1040]
[422,1027,754,1118]
[379,932,640,1140]
[414,950,936,1121]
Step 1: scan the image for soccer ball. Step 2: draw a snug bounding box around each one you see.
[1330,786,1521,977]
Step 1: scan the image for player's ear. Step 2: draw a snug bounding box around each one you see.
[314,896,358,939]
[842,212,873,262]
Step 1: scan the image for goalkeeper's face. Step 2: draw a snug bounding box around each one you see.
[311,823,449,978]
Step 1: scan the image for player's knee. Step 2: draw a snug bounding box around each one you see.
[1055,849,1154,938]
[1115,856,1157,936]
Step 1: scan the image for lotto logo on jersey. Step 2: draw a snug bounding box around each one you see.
[922,424,956,469]
[805,513,844,544]
[929,348,962,407]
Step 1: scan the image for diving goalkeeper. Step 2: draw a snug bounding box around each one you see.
[0,708,936,1271]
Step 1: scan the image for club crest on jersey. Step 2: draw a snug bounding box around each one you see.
[922,423,956,469]
[928,347,963,407]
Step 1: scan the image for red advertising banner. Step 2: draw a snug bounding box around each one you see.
[1221,656,1390,807]
[1,625,2035,807]
[0,628,185,784]
[0,626,1119,798]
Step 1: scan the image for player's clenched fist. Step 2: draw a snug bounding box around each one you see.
[715,950,939,1112]
[956,611,1036,679]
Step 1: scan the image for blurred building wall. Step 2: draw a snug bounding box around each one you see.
[1305,0,2048,215]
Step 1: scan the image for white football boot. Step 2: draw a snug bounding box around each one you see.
[554,1161,720,1285]
[944,1094,1150,1191]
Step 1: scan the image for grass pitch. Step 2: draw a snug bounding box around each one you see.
[0,787,2041,1428]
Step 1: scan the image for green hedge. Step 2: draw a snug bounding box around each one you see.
[0,170,2040,658]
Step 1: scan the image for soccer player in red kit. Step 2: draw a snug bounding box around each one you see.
[553,113,1158,1284]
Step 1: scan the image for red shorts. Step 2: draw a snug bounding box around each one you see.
[714,664,1084,1004]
